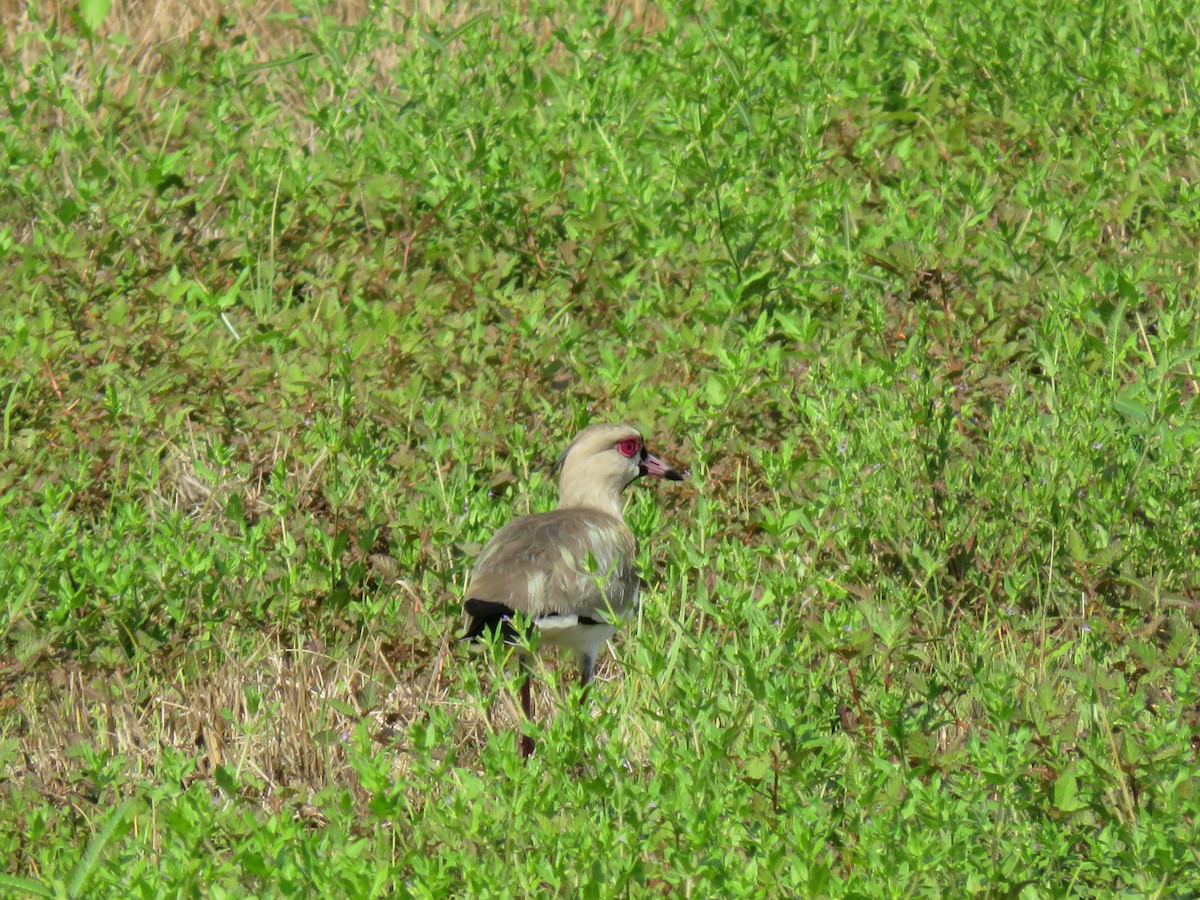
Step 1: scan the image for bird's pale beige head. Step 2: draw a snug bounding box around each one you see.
[555,423,685,515]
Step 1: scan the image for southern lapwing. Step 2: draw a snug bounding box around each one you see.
[461,423,685,756]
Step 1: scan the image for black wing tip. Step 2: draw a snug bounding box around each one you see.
[464,598,513,618]
[461,598,522,643]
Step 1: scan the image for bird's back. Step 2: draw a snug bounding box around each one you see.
[464,508,639,624]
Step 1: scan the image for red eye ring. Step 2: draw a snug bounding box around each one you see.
[616,438,641,458]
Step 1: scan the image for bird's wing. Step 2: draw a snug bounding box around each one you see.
[464,509,638,621]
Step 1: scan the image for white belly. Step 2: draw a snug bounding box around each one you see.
[535,614,617,662]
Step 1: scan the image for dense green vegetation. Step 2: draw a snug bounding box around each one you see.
[2,0,1198,894]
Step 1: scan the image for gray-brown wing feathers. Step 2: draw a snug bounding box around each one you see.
[465,509,638,619]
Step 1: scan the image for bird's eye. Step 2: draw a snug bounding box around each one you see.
[616,438,641,458]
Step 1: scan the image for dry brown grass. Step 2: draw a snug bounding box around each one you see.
[1,0,668,79]
[6,635,462,811]
[2,618,638,817]
[9,639,408,797]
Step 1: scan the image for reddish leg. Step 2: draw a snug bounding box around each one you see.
[579,654,595,706]
[520,663,535,758]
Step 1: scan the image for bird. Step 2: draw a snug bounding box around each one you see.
[460,423,686,756]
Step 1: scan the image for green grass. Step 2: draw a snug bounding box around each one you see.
[2,0,1199,895]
